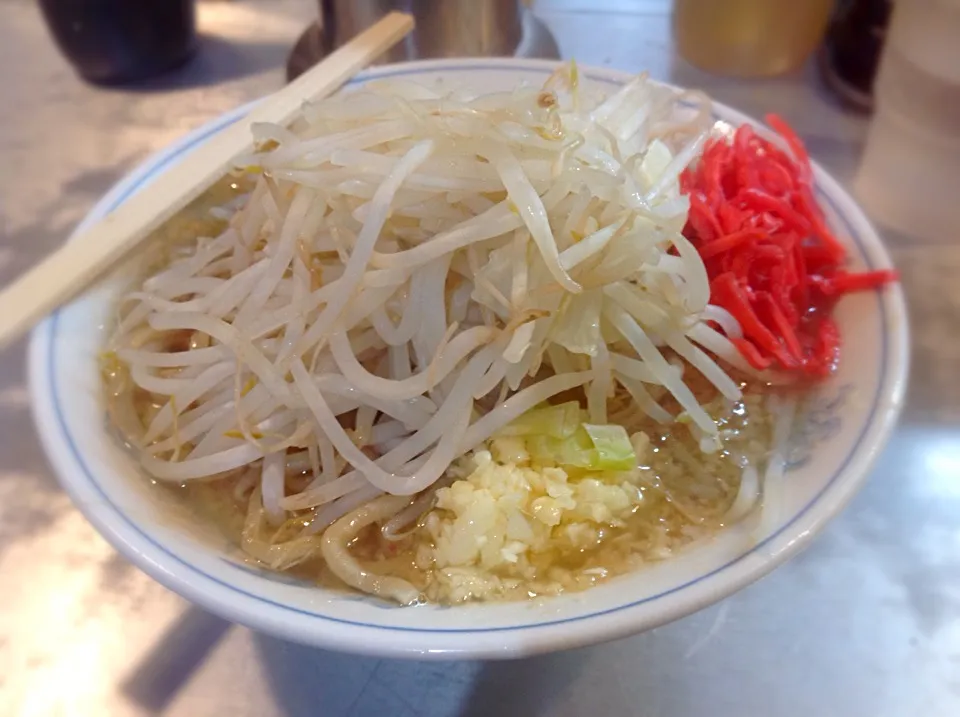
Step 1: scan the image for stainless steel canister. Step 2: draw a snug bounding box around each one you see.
[319,0,523,62]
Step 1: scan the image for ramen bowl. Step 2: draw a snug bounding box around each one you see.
[28,59,908,659]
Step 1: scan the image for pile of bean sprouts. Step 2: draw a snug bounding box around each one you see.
[105,66,776,597]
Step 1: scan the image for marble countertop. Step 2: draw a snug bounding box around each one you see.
[1,1,958,716]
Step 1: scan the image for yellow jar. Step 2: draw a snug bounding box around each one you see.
[674,0,835,77]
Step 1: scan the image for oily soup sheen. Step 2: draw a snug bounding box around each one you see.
[102,69,811,606]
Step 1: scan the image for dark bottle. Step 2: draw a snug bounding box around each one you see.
[820,0,893,109]
[38,0,197,85]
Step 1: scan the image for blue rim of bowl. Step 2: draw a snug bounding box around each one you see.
[38,61,899,634]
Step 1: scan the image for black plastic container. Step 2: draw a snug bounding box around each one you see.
[38,0,197,85]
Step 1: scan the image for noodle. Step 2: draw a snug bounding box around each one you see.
[321,495,420,604]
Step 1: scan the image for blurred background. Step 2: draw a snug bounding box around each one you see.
[2,1,959,716]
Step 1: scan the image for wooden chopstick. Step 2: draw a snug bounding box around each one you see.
[0,12,414,351]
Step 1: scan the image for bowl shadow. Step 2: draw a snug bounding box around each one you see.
[251,631,585,717]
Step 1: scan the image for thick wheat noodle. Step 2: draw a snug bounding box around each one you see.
[321,495,420,605]
[380,476,453,541]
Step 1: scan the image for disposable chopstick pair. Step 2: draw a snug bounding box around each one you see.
[0,12,415,351]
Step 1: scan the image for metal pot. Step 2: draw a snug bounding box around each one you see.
[319,0,523,62]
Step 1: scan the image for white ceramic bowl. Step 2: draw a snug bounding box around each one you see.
[28,59,908,659]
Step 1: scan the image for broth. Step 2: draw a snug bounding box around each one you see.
[141,371,774,604]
